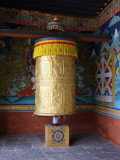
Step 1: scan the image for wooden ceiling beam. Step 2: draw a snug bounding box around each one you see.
[2,3,100,17]
[3,0,107,7]
[0,0,111,18]
[0,2,104,11]
[0,29,112,42]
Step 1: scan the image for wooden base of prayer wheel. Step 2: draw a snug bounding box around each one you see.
[45,125,69,147]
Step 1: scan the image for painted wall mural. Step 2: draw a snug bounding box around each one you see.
[76,42,95,105]
[94,12,120,109]
[0,23,95,107]
[94,51,115,106]
[0,36,35,105]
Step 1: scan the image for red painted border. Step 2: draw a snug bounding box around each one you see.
[34,41,77,47]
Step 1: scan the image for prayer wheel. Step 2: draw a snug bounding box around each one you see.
[33,37,78,116]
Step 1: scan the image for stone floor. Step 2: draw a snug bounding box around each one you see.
[0,133,120,160]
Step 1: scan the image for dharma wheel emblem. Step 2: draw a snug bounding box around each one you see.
[52,130,64,143]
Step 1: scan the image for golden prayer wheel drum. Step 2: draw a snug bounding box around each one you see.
[33,37,78,116]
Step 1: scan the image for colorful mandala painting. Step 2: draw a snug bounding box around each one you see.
[52,130,64,143]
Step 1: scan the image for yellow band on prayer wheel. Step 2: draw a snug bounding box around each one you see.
[33,38,78,59]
